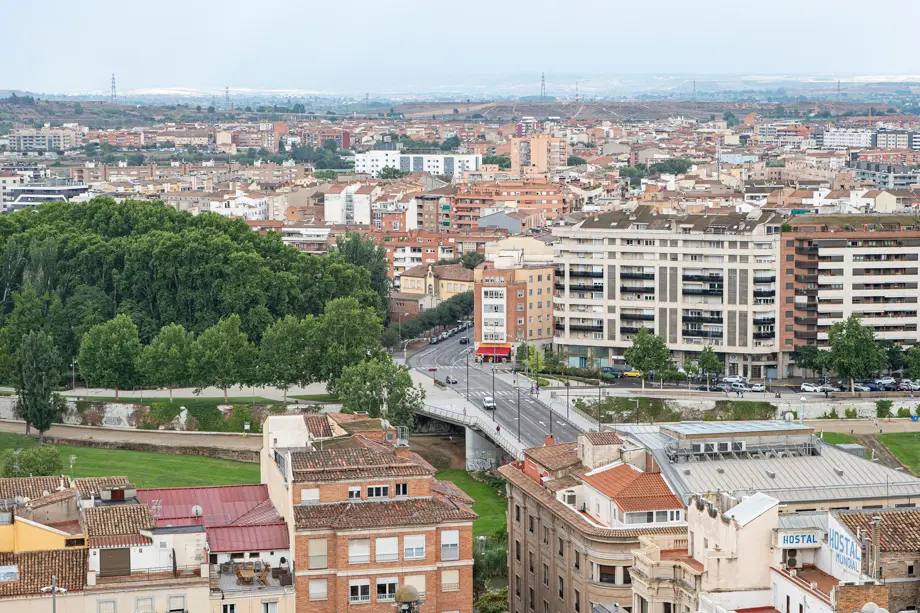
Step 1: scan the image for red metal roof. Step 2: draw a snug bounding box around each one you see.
[206,523,289,553]
[136,484,276,527]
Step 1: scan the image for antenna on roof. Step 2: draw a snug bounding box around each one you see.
[150,499,162,518]
[191,505,203,518]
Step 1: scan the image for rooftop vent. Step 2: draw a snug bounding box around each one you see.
[766,471,776,479]
[683,469,691,475]
[834,468,844,477]
[717,468,724,474]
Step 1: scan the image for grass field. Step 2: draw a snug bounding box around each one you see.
[67,396,282,405]
[879,432,920,474]
[436,469,506,537]
[0,432,259,488]
[290,393,339,402]
[820,432,856,445]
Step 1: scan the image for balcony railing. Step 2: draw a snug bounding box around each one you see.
[348,554,370,564]
[682,288,723,295]
[442,583,460,592]
[682,315,723,324]
[795,330,818,340]
[96,565,202,584]
[441,544,459,561]
[349,594,371,604]
[682,274,723,282]
[571,270,604,278]
[753,275,776,283]
[795,288,818,296]
[753,332,775,339]
[753,289,776,297]
[621,313,655,321]
[621,285,655,293]
[376,553,399,562]
[794,316,817,325]
[308,555,327,569]
[554,282,566,290]
[620,326,654,335]
[620,272,655,280]
[569,324,604,332]
[752,317,775,325]
[795,246,818,256]
[682,329,722,338]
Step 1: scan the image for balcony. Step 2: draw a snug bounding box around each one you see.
[570,282,604,291]
[752,316,775,325]
[682,329,722,338]
[96,565,203,586]
[753,289,776,297]
[682,288,723,296]
[753,332,775,339]
[621,285,655,293]
[571,269,604,278]
[682,315,723,324]
[554,268,565,277]
[570,324,604,332]
[794,316,817,325]
[554,322,566,331]
[620,271,655,280]
[753,275,776,284]
[795,275,818,283]
[795,330,818,340]
[795,246,818,256]
[210,561,293,596]
[554,281,566,290]
[796,288,818,297]
[682,274,723,282]
[621,312,655,321]
[620,326,654,335]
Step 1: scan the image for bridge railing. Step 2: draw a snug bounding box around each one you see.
[419,404,524,459]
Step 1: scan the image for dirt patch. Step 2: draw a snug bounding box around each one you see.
[409,434,466,469]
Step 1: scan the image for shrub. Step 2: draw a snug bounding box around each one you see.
[822,408,840,419]
[0,445,62,477]
[434,379,447,388]
[844,408,857,419]
[876,399,894,418]
[711,400,777,421]
[898,407,913,418]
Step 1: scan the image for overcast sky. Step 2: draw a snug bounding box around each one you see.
[5,0,920,95]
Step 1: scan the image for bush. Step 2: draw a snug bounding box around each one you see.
[876,399,894,418]
[898,407,913,418]
[434,379,447,388]
[138,400,278,432]
[711,400,777,421]
[0,445,63,477]
[573,396,681,423]
[844,408,857,419]
[822,408,840,419]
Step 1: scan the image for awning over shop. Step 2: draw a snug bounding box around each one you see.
[475,345,512,358]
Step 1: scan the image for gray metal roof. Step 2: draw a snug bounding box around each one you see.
[777,511,829,532]
[661,421,812,436]
[616,425,920,505]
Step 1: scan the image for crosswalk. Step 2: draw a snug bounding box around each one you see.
[465,390,538,399]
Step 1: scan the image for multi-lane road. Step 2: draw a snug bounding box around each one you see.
[407,332,582,447]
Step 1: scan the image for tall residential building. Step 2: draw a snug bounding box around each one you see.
[509,133,568,178]
[354,149,481,178]
[7,126,82,151]
[262,413,477,613]
[552,207,783,379]
[781,214,920,360]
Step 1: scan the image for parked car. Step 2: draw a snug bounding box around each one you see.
[896,382,914,392]
[730,382,751,392]
[429,337,440,345]
[818,384,840,393]
[722,375,747,384]
[876,376,896,386]
[712,383,732,392]
[750,383,766,392]
[459,337,469,345]
[482,396,497,410]
[852,383,871,392]
[800,382,822,392]
[623,370,642,377]
[696,384,712,391]
[445,376,458,385]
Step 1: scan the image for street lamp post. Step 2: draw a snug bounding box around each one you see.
[634,398,641,424]
[71,359,78,391]
[41,575,66,613]
[597,377,602,432]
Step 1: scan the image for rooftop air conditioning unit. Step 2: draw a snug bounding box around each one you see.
[564,491,576,506]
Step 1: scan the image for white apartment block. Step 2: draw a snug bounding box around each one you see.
[323,183,375,225]
[552,207,783,379]
[355,149,481,178]
[8,126,83,151]
[820,128,873,149]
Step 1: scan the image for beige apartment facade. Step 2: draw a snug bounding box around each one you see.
[510,133,569,178]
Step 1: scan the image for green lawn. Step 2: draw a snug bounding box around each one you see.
[66,396,282,405]
[436,469,506,537]
[820,432,856,445]
[0,432,259,488]
[289,393,340,402]
[879,432,920,474]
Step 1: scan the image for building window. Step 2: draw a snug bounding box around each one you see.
[543,563,549,586]
[221,605,235,613]
[515,575,521,598]
[558,537,564,557]
[300,488,319,503]
[542,526,549,544]
[99,602,117,613]
[442,568,460,592]
[623,567,632,585]
[308,538,327,569]
[441,530,459,560]
[348,538,371,564]
[910,564,916,577]
[367,485,389,498]
[349,580,371,604]
[376,536,398,562]
[348,486,361,499]
[515,504,521,522]
[529,587,535,610]
[529,551,534,574]
[558,575,564,599]
[574,550,580,570]
[135,598,153,613]
[544,600,549,613]
[395,483,408,497]
[403,534,425,560]
[515,540,521,561]
[377,577,398,601]
[665,604,673,613]
[529,515,534,534]
[309,578,328,601]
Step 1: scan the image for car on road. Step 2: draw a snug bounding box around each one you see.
[429,337,440,344]
[482,396,497,410]
[876,376,896,386]
[712,383,732,392]
[896,382,914,392]
[445,376,458,385]
[459,337,469,344]
[750,383,766,392]
[623,370,642,377]
[818,384,840,393]
[730,382,751,392]
[859,382,882,391]
[722,375,747,384]
[800,382,822,392]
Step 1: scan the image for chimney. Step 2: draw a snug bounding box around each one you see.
[544,434,556,447]
[394,445,411,459]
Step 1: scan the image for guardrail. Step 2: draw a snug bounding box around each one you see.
[418,404,524,459]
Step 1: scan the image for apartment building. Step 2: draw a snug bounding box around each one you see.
[509,133,568,178]
[355,149,481,178]
[261,413,477,613]
[850,161,920,189]
[553,206,783,379]
[7,126,82,151]
[499,432,688,613]
[323,183,377,224]
[452,181,570,231]
[781,215,920,357]
[819,128,874,149]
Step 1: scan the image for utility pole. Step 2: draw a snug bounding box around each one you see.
[491,364,496,421]
[110,73,117,104]
[225,86,231,111]
[692,80,696,102]
[41,575,67,612]
[541,72,546,102]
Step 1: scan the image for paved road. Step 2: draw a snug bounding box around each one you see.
[407,333,582,446]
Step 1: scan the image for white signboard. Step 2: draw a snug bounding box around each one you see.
[778,530,821,549]
[0,564,19,582]
[828,517,862,574]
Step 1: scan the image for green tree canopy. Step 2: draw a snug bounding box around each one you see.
[697,346,723,376]
[318,297,383,387]
[16,330,65,439]
[336,356,425,429]
[826,315,887,392]
[460,251,486,270]
[482,155,511,169]
[624,328,670,390]
[567,155,587,166]
[190,314,256,402]
[378,167,408,179]
[0,445,62,477]
[336,232,391,313]
[792,344,826,376]
[137,323,194,401]
[78,314,141,399]
[258,315,317,400]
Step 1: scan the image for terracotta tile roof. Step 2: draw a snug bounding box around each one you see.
[88,534,153,549]
[583,432,622,445]
[431,479,475,506]
[27,489,76,508]
[290,447,434,482]
[207,523,289,553]
[303,414,333,438]
[580,464,683,513]
[524,442,580,472]
[0,549,86,597]
[75,476,131,499]
[83,504,153,537]
[544,475,581,493]
[836,509,920,552]
[400,263,474,283]
[294,498,476,530]
[499,463,687,539]
[0,476,67,501]
[45,520,82,535]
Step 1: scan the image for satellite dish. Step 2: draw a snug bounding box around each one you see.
[395,585,420,604]
[862,603,879,613]
[381,419,391,431]
[191,505,203,517]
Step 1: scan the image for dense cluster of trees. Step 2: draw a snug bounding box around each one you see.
[567,155,587,166]
[383,291,474,347]
[619,158,697,185]
[482,155,511,169]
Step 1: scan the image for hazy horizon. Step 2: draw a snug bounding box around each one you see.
[4,0,920,95]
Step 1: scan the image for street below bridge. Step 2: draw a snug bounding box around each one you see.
[406,331,582,448]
